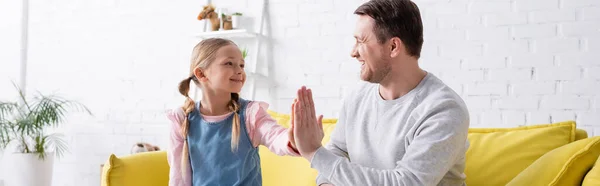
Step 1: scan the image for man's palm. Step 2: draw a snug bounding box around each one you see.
[293,86,324,160]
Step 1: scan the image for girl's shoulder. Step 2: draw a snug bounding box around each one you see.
[245,100,270,115]
[166,107,186,129]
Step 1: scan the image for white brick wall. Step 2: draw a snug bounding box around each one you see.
[513,24,557,39]
[0,0,23,181]
[0,0,599,185]
[531,10,577,23]
[485,13,528,26]
[512,82,556,95]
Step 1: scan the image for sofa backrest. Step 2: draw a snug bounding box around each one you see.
[100,112,590,186]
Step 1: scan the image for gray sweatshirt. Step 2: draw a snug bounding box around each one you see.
[312,72,470,186]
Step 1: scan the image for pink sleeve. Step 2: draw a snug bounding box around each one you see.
[245,101,301,156]
[166,108,192,186]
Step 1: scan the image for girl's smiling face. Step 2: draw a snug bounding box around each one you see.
[196,44,246,93]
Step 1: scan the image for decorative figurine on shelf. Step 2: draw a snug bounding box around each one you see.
[222,13,233,30]
[197,4,220,31]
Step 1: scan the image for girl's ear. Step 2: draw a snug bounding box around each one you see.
[194,67,208,82]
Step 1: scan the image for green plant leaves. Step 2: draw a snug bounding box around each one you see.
[0,102,18,149]
[0,86,91,160]
[241,48,248,59]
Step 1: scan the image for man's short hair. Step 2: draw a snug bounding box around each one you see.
[354,0,424,58]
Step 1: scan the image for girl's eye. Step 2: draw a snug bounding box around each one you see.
[240,64,245,68]
[225,62,233,65]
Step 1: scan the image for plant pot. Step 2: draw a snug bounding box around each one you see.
[223,20,233,30]
[231,15,241,29]
[222,15,233,30]
[3,153,54,186]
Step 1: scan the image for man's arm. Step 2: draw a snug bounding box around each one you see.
[311,101,469,186]
[316,102,349,185]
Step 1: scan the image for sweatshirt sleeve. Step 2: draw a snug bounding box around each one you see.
[310,100,469,186]
[245,101,300,156]
[316,99,350,185]
[166,108,192,186]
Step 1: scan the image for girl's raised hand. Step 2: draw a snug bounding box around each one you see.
[288,98,298,152]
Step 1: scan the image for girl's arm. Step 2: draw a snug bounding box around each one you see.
[245,101,301,156]
[166,108,192,186]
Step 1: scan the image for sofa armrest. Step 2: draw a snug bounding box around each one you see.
[101,151,169,186]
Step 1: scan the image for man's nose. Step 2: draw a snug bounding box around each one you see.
[350,46,359,58]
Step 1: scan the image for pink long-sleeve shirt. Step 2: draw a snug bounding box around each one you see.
[166,101,300,186]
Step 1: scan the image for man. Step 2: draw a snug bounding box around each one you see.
[291,0,470,185]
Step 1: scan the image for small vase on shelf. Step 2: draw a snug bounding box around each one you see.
[231,12,242,29]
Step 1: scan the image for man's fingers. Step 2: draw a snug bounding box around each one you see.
[298,86,306,107]
[303,87,310,112]
[308,89,316,121]
[301,87,309,127]
[294,98,303,127]
[296,87,304,127]
[297,87,303,110]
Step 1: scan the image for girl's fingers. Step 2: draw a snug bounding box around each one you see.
[318,115,323,129]
[291,102,295,128]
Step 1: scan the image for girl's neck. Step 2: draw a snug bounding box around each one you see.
[199,88,232,116]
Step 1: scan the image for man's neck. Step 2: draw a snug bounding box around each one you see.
[378,58,426,100]
[200,88,232,116]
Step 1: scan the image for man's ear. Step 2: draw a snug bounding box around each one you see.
[389,37,404,58]
[194,67,208,82]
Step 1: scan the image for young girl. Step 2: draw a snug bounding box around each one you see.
[166,38,300,186]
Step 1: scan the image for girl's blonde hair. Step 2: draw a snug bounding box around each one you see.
[177,38,242,178]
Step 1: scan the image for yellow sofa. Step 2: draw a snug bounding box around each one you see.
[101,111,600,186]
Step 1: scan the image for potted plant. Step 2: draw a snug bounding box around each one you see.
[0,85,91,186]
[222,13,233,30]
[241,47,248,59]
[231,12,242,29]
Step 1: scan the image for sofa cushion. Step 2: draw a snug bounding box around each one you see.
[101,151,169,186]
[465,121,577,186]
[583,155,600,186]
[507,136,600,186]
[576,129,589,141]
[259,111,337,186]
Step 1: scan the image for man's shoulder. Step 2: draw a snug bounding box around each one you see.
[415,73,469,117]
[420,73,466,104]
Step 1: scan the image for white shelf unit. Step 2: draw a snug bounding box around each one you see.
[194,29,259,39]
[193,0,267,101]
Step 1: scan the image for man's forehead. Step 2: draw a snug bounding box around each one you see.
[355,15,375,38]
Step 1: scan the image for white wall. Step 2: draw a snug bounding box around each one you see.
[0,0,598,185]
[0,0,25,181]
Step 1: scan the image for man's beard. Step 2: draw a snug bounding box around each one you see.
[362,58,391,83]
